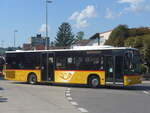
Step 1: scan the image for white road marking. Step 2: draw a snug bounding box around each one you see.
[67,88,71,90]
[66,93,71,97]
[78,108,88,112]
[65,87,89,112]
[143,91,149,94]
[67,97,73,100]
[65,90,71,93]
[70,101,78,106]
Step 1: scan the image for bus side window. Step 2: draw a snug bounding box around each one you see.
[106,56,113,73]
[76,57,83,70]
[18,62,24,69]
[67,57,75,70]
[56,57,66,70]
[49,57,54,63]
[100,56,104,70]
[67,57,73,64]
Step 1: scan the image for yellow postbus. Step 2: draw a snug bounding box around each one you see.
[4,46,142,87]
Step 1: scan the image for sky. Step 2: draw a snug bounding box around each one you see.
[0,0,150,47]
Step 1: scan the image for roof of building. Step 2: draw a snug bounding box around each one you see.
[89,33,100,39]
[73,40,91,46]
[89,30,113,40]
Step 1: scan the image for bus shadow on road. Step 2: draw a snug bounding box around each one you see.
[52,84,150,91]
[11,82,51,86]
[11,82,91,88]
[10,82,150,91]
[102,85,150,91]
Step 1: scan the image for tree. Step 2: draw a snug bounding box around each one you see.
[76,31,84,41]
[125,36,143,49]
[124,37,135,47]
[50,41,54,47]
[143,35,150,72]
[55,22,74,47]
[129,27,150,37]
[105,24,150,73]
[105,24,129,47]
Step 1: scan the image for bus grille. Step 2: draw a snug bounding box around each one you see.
[6,71,15,79]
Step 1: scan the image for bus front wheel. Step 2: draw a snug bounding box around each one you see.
[88,76,100,88]
[28,73,37,85]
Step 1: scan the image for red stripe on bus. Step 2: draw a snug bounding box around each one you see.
[124,74,141,76]
[4,69,40,71]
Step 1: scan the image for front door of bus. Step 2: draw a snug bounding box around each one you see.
[115,56,124,83]
[47,53,54,81]
[105,56,114,84]
[105,56,124,85]
[41,53,54,81]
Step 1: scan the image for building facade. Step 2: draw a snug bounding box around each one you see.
[23,34,49,50]
[88,30,112,46]
[30,34,49,47]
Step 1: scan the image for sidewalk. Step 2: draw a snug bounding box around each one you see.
[0,80,80,113]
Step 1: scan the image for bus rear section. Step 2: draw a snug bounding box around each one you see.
[4,51,55,84]
[4,52,42,83]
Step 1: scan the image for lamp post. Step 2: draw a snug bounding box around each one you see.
[14,30,18,48]
[1,40,4,48]
[98,35,100,46]
[45,0,52,50]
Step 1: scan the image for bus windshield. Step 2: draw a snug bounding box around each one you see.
[124,50,141,74]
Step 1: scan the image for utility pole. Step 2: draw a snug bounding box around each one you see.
[14,30,18,47]
[1,40,4,48]
[45,0,52,50]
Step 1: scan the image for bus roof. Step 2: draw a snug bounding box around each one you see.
[5,46,137,53]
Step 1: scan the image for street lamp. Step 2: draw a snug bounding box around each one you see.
[14,30,18,48]
[45,0,52,50]
[1,40,4,48]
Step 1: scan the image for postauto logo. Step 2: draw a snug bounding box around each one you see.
[59,71,75,81]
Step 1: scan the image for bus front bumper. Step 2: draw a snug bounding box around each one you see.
[124,75,142,86]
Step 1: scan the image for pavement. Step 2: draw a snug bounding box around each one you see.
[69,82,150,113]
[0,80,80,113]
[1,79,150,113]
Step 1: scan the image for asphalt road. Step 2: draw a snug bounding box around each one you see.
[1,79,150,113]
[68,83,150,113]
[0,79,80,113]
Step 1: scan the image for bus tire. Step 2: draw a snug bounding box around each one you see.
[28,73,37,85]
[88,75,100,88]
